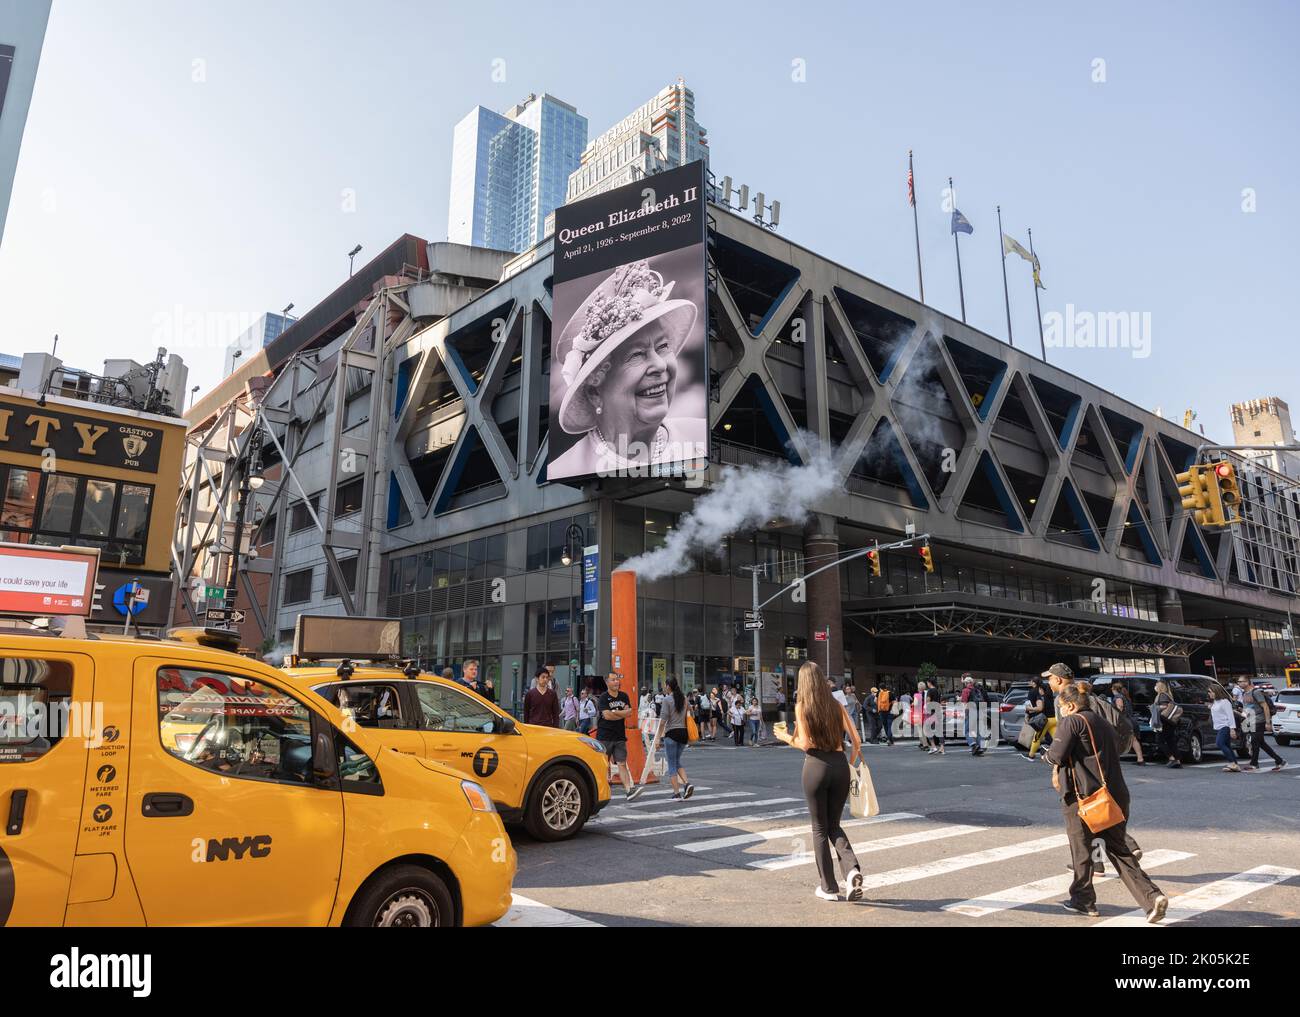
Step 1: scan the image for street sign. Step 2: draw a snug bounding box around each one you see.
[229,609,247,625]
[205,586,232,601]
[744,618,764,631]
[814,629,828,642]
[205,608,229,622]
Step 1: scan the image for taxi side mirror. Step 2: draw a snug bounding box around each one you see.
[496,714,517,736]
[313,729,335,779]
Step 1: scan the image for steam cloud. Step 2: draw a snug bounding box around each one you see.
[619,433,849,582]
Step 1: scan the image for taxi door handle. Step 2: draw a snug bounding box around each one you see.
[142,793,194,817]
[6,789,27,835]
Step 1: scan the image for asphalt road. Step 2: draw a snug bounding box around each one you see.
[497,733,1300,928]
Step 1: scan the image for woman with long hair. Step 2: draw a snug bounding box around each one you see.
[773,661,865,902]
[1152,679,1183,769]
[1208,683,1240,773]
[659,676,696,800]
[1110,682,1145,765]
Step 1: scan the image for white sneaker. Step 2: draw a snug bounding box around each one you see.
[814,887,840,902]
[1147,894,1169,924]
[844,868,864,901]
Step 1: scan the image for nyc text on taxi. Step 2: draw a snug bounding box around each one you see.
[0,624,515,926]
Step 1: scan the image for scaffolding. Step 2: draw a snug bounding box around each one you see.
[172,283,419,642]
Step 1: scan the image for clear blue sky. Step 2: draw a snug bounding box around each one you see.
[2,0,1297,440]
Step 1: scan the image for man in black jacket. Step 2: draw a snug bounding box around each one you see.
[1046,684,1169,923]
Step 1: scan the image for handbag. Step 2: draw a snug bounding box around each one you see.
[1073,715,1126,834]
[1027,711,1048,732]
[848,760,880,818]
[686,712,700,743]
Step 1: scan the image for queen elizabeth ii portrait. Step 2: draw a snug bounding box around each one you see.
[548,250,708,480]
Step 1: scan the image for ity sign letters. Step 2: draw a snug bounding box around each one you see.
[0,402,162,472]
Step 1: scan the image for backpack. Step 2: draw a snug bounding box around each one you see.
[877,689,891,712]
[1089,694,1133,746]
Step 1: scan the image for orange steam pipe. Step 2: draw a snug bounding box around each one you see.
[610,569,655,784]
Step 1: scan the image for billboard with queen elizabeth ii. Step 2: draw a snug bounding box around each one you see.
[548,160,709,483]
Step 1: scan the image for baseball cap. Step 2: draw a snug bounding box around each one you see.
[962,674,974,683]
[1041,663,1074,680]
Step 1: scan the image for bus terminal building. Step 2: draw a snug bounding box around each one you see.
[181,206,1300,711]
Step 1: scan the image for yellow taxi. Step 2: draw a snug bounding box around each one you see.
[0,621,515,927]
[277,616,612,842]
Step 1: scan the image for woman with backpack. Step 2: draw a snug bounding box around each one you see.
[1109,682,1145,765]
[1208,684,1240,772]
[1152,680,1183,769]
[773,661,865,903]
[877,686,894,745]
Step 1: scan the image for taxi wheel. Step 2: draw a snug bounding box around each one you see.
[525,766,590,842]
[347,865,456,927]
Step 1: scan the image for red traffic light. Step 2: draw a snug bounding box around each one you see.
[1214,462,1232,478]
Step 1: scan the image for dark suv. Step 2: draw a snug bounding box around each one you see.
[1088,674,1242,764]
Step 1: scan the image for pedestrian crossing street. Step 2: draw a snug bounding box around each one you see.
[562,784,1300,926]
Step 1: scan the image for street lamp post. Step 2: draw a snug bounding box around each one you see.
[560,523,586,694]
[348,244,363,277]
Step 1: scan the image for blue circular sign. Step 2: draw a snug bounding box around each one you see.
[112,582,147,616]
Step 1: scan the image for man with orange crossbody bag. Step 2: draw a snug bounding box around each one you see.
[1047,682,1169,923]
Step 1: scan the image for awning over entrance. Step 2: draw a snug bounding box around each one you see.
[844,592,1215,659]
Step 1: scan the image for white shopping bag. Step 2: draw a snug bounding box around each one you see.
[848,760,880,818]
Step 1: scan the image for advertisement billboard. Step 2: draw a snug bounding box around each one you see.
[548,160,709,482]
[0,544,98,616]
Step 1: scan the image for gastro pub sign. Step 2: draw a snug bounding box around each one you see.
[0,403,163,472]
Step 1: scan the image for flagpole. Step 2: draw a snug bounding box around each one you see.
[997,204,1013,346]
[1028,227,1046,361]
[910,151,924,303]
[950,177,966,322]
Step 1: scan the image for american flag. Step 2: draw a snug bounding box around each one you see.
[907,166,915,207]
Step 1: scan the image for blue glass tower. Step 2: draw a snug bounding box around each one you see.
[447,93,586,254]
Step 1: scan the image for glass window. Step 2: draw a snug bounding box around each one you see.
[317,683,407,729]
[526,523,549,571]
[432,547,451,588]
[414,551,433,591]
[466,538,487,581]
[336,733,382,791]
[115,484,151,543]
[484,534,506,578]
[334,478,364,516]
[414,683,498,734]
[446,543,467,585]
[81,479,117,538]
[1,468,39,532]
[40,475,80,533]
[613,504,644,565]
[0,657,75,762]
[645,510,676,553]
[549,519,571,567]
[156,667,315,784]
[324,558,358,598]
[289,495,319,533]
[284,568,313,604]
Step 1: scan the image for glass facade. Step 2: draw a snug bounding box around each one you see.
[447,95,587,254]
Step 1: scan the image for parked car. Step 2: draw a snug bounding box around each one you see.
[999,684,1033,744]
[1089,674,1244,764]
[1272,687,1300,746]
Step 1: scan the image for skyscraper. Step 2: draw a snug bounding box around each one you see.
[565,78,708,205]
[447,93,587,254]
[223,311,297,377]
[0,0,52,249]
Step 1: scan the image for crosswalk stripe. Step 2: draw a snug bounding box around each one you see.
[602,790,750,811]
[677,812,923,852]
[1095,864,1300,927]
[495,894,603,928]
[623,808,815,840]
[758,831,1069,881]
[944,849,1194,918]
[751,823,989,871]
[596,797,799,826]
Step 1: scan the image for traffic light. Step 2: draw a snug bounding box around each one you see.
[919,543,934,574]
[867,549,881,577]
[1177,464,1221,526]
[1211,461,1241,525]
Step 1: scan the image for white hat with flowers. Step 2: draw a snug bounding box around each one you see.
[556,260,697,435]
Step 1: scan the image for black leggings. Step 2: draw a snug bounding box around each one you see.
[802,750,861,894]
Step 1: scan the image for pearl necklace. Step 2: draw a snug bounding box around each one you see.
[593,425,668,462]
